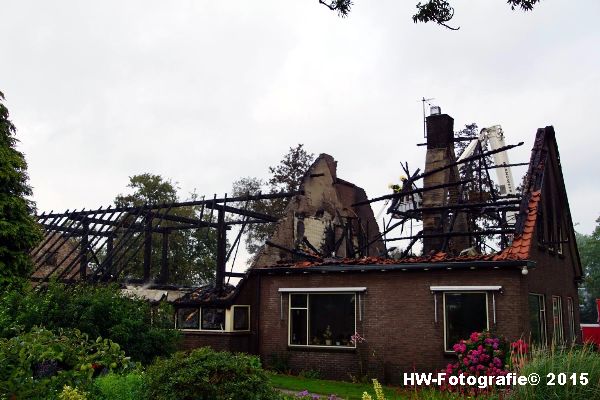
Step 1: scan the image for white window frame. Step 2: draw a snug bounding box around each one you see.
[529,293,547,345]
[175,305,251,332]
[231,305,251,332]
[552,296,564,344]
[201,307,226,331]
[442,291,489,353]
[287,292,357,349]
[557,223,564,255]
[175,307,201,330]
[567,297,575,343]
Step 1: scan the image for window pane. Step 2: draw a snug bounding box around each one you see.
[201,308,225,330]
[177,308,199,329]
[291,294,307,308]
[445,293,487,350]
[529,295,543,344]
[290,309,307,345]
[567,298,575,342]
[233,307,249,331]
[309,294,355,346]
[553,297,563,343]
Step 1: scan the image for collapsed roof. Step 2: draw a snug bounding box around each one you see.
[256,116,581,278]
[28,112,583,296]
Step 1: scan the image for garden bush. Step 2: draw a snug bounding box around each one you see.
[143,347,280,400]
[58,385,89,400]
[93,372,145,400]
[441,331,512,395]
[0,281,180,364]
[0,328,131,399]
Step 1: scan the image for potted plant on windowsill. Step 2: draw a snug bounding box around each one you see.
[323,325,333,346]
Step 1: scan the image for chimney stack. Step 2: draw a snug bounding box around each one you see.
[422,113,469,255]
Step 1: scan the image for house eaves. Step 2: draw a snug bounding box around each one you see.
[251,259,534,275]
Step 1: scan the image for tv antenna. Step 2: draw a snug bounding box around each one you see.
[420,97,434,138]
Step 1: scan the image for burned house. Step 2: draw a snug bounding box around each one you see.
[31,112,582,382]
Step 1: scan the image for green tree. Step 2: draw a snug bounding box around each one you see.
[320,0,542,30]
[232,144,314,257]
[0,282,180,364]
[577,217,600,323]
[115,173,178,206]
[0,91,42,287]
[113,174,217,285]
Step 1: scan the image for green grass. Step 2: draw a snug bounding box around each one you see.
[269,372,505,399]
[510,344,600,400]
[268,372,404,399]
[269,345,600,400]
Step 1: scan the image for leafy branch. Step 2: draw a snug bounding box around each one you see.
[318,0,543,30]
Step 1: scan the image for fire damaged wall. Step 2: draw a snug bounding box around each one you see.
[253,154,385,267]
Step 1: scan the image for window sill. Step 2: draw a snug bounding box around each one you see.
[181,330,251,336]
[287,345,356,353]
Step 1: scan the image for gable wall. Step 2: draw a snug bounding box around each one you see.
[526,135,582,343]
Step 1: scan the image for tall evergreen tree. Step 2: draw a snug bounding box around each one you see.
[0,91,42,286]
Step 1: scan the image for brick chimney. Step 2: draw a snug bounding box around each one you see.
[422,113,469,255]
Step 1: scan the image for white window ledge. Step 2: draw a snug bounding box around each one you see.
[278,287,367,293]
[430,286,502,292]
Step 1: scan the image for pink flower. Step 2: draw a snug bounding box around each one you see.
[350,332,365,345]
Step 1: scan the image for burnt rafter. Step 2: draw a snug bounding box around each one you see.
[39,191,302,219]
[385,229,515,242]
[265,240,321,261]
[389,200,521,217]
[352,179,471,207]
[144,210,219,228]
[31,191,299,286]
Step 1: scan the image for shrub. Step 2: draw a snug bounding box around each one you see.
[143,347,280,400]
[298,369,322,379]
[0,328,131,399]
[93,372,144,400]
[362,379,385,400]
[0,281,180,364]
[441,331,511,395]
[269,351,291,374]
[510,344,600,400]
[58,385,88,400]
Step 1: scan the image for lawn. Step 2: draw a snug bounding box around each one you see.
[268,373,504,399]
[268,372,404,399]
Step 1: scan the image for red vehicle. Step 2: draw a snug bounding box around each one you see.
[581,299,600,347]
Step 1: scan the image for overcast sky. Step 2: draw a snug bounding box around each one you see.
[1,0,599,247]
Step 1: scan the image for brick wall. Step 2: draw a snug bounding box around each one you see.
[527,241,582,343]
[178,249,580,384]
[257,268,526,383]
[181,331,252,353]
